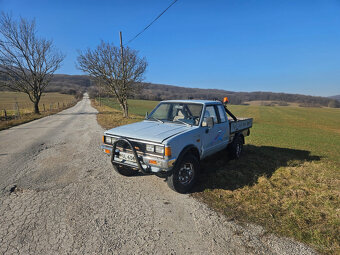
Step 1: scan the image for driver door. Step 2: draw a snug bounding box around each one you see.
[201,105,224,157]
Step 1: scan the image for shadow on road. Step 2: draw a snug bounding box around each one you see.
[192,145,321,192]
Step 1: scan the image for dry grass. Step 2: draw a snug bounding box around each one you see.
[0,92,77,130]
[94,98,340,254]
[92,100,143,130]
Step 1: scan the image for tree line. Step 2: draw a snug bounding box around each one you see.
[90,82,339,108]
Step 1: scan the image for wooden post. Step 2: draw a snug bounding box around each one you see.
[15,102,20,119]
[3,109,7,120]
[50,104,52,111]
[120,31,128,117]
[120,31,124,70]
[63,102,65,108]
[58,102,60,111]
[43,104,46,112]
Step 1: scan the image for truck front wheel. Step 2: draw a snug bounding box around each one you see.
[167,154,199,193]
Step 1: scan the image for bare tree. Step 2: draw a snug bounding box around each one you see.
[77,41,147,117]
[0,13,65,114]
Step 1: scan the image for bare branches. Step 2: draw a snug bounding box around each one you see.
[0,12,65,114]
[77,41,147,117]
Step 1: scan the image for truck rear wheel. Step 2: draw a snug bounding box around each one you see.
[167,154,199,193]
[229,135,243,159]
[112,164,138,176]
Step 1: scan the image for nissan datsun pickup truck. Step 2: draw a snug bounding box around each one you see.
[101,98,253,193]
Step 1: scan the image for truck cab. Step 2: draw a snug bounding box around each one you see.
[101,99,252,193]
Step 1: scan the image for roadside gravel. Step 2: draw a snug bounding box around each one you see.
[0,94,317,254]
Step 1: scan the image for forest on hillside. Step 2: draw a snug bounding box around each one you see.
[1,73,339,107]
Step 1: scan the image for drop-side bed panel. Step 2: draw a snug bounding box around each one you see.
[229,118,253,134]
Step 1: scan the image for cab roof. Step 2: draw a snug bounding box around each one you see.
[161,99,222,105]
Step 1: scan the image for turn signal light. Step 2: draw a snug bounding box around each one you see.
[149,160,157,165]
[104,149,111,154]
[102,135,105,143]
[165,146,172,157]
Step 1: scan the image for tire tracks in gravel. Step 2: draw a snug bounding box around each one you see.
[0,94,317,254]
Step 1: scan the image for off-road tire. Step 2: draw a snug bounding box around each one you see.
[228,135,243,159]
[167,154,199,193]
[113,164,138,176]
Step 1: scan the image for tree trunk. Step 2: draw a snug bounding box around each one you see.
[119,99,129,118]
[123,100,128,118]
[34,101,40,114]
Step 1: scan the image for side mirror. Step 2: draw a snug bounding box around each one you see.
[145,112,148,119]
[202,117,214,128]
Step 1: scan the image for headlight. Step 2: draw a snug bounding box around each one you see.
[105,136,112,144]
[104,136,118,144]
[146,144,155,152]
[155,145,164,154]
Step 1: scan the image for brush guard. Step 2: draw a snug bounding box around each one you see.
[111,138,151,174]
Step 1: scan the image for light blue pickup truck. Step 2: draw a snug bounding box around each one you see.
[101,98,253,193]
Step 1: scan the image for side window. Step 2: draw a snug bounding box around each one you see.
[217,105,227,123]
[204,106,218,124]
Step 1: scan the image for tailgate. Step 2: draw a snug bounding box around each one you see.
[229,118,253,133]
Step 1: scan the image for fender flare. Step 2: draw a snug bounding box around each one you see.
[173,144,200,170]
[233,132,245,144]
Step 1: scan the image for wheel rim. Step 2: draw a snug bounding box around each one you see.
[178,162,194,185]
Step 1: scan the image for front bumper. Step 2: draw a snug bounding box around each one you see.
[101,144,176,173]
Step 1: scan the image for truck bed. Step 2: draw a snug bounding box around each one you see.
[228,117,253,134]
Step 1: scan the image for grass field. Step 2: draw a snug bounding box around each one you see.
[98,97,159,116]
[0,92,77,130]
[94,98,340,254]
[243,100,300,107]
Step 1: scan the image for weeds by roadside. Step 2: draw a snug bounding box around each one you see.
[92,99,143,130]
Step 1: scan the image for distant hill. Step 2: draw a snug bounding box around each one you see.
[1,73,339,108]
[329,95,340,101]
[47,74,92,94]
[129,82,339,108]
[0,73,92,96]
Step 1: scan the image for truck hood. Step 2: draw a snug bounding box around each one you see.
[104,120,193,143]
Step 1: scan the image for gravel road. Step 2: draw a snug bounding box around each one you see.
[0,95,317,254]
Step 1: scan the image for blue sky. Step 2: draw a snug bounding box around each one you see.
[1,0,340,96]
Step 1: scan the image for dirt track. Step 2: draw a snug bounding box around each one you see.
[0,94,317,254]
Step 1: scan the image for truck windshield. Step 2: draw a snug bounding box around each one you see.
[147,103,203,126]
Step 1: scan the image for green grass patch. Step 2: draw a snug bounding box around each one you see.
[96,98,340,254]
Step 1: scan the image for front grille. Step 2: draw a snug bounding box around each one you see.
[115,139,164,158]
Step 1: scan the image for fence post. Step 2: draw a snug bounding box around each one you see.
[43,104,46,112]
[3,109,7,120]
[15,102,20,119]
[63,102,65,108]
[50,104,52,112]
[58,102,60,111]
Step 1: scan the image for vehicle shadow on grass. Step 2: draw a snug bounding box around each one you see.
[192,145,321,192]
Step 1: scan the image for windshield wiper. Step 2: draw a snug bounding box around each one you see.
[147,116,164,123]
[175,119,192,127]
